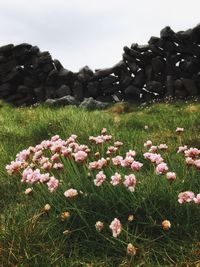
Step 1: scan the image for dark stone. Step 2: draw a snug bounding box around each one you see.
[55,84,71,98]
[53,59,63,71]
[78,66,93,82]
[34,87,45,101]
[79,97,109,110]
[0,44,14,54]
[160,26,175,40]
[96,95,113,102]
[30,46,40,55]
[191,24,200,44]
[38,52,52,65]
[57,68,73,84]
[152,57,165,73]
[133,70,145,87]
[94,67,114,78]
[101,75,118,87]
[165,75,174,96]
[45,95,80,106]
[181,78,198,96]
[124,85,141,95]
[148,36,160,45]
[174,90,188,98]
[145,65,153,82]
[146,81,164,93]
[87,81,100,97]
[0,83,11,92]
[174,79,184,91]
[72,80,84,100]
[127,61,139,73]
[112,60,126,71]
[17,85,29,94]
[103,84,120,95]
[135,44,150,52]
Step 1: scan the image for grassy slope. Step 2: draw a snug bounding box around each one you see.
[0,101,200,267]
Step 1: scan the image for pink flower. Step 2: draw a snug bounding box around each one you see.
[74,150,88,162]
[194,159,200,169]
[121,156,134,168]
[184,148,200,158]
[126,150,136,158]
[130,161,143,171]
[101,128,107,134]
[155,163,168,175]
[177,145,188,153]
[149,146,158,153]
[194,194,200,205]
[64,188,78,198]
[42,161,53,171]
[158,144,168,150]
[51,153,60,161]
[114,141,123,147]
[144,140,152,148]
[112,156,123,166]
[47,177,59,192]
[62,147,72,157]
[185,157,195,165]
[110,172,121,186]
[94,171,106,186]
[178,191,195,204]
[51,135,60,141]
[53,162,64,169]
[123,174,137,192]
[144,153,164,165]
[89,158,107,170]
[166,172,176,181]
[25,188,33,195]
[109,218,122,237]
[6,160,23,175]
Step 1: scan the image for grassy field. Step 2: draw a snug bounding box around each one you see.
[0,100,200,267]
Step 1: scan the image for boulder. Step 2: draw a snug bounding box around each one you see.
[79,97,110,110]
[45,95,80,106]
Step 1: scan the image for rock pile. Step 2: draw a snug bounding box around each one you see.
[0,24,200,107]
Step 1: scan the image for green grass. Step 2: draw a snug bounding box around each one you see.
[0,100,200,267]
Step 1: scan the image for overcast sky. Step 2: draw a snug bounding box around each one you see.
[0,0,200,71]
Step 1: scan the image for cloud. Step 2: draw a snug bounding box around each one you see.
[0,0,200,71]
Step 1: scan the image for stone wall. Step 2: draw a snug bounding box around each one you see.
[0,24,200,107]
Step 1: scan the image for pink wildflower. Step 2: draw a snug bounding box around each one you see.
[155,163,168,175]
[184,148,200,158]
[178,191,195,204]
[126,150,136,158]
[110,172,122,186]
[185,157,195,165]
[114,141,123,147]
[101,128,107,134]
[130,161,143,171]
[177,145,188,153]
[149,146,158,153]
[64,188,78,198]
[194,194,200,205]
[121,156,134,168]
[158,144,168,150]
[166,172,176,181]
[47,177,59,192]
[112,156,123,166]
[53,162,64,169]
[123,174,137,192]
[194,159,200,169]
[144,140,152,148]
[6,160,23,175]
[109,218,122,237]
[94,171,106,186]
[74,150,88,162]
[51,153,60,162]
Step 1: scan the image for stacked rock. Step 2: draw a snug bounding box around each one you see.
[0,24,200,107]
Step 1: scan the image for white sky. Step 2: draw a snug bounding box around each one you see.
[0,0,200,71]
